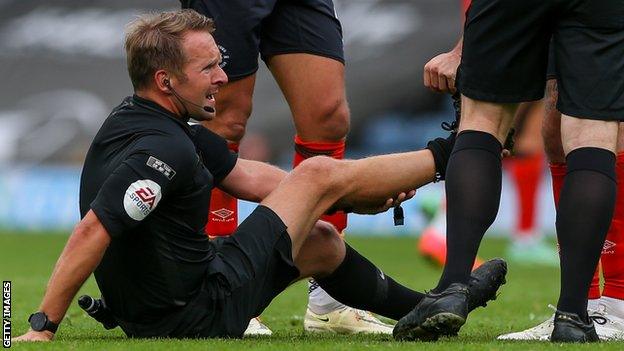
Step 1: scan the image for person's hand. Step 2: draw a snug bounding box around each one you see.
[424,51,461,94]
[13,329,54,342]
[352,190,416,215]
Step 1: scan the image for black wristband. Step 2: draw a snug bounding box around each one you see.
[426,137,455,181]
[28,311,58,333]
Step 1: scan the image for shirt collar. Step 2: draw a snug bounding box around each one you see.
[131,94,192,132]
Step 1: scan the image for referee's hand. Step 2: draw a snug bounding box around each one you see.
[13,329,54,342]
[424,51,461,94]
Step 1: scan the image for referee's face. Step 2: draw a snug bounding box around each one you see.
[175,31,228,120]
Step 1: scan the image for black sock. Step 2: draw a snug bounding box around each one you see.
[315,244,424,320]
[435,130,502,292]
[556,147,616,320]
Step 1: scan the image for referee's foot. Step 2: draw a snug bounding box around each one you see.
[393,283,468,341]
[243,317,272,336]
[550,310,599,343]
[304,307,393,334]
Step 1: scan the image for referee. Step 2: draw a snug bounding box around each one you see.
[14,10,505,341]
[395,0,624,343]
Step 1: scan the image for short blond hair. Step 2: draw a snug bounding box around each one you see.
[124,9,215,90]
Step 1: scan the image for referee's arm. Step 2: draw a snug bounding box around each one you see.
[14,210,110,342]
[218,158,287,203]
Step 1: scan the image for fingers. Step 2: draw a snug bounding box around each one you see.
[448,77,456,94]
[423,52,460,94]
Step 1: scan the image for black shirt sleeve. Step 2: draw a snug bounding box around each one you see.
[90,135,198,238]
[189,124,238,185]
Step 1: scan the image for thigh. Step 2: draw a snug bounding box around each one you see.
[554,0,624,121]
[185,0,277,80]
[458,0,553,103]
[260,0,344,64]
[267,53,348,139]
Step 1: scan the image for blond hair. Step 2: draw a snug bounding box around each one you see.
[124,9,215,90]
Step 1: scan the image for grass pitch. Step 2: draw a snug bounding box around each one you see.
[1,233,620,350]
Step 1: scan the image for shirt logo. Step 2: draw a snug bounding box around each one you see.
[124,180,162,221]
[603,240,617,255]
[211,208,234,220]
[146,156,176,180]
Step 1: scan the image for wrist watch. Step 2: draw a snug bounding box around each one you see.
[28,312,59,333]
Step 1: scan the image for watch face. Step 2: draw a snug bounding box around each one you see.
[30,313,47,331]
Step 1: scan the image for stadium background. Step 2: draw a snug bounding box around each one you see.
[0,0,556,235]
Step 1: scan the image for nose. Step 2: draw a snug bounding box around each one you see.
[214,66,228,86]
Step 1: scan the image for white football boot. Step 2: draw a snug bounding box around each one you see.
[497,305,556,341]
[243,317,273,336]
[589,304,624,341]
[497,304,624,341]
[304,306,393,334]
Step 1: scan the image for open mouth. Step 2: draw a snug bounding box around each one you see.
[206,92,216,101]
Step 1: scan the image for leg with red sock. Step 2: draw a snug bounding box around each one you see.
[598,152,624,340]
[505,152,558,266]
[292,136,393,333]
[205,143,240,238]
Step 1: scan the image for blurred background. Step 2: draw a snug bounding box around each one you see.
[0,0,555,241]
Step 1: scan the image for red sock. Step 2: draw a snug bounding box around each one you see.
[602,153,624,299]
[293,135,347,232]
[550,162,602,299]
[549,163,566,209]
[509,153,544,237]
[205,143,239,237]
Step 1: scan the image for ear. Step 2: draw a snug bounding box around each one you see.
[154,70,170,93]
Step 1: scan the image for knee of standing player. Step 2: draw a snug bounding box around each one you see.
[217,99,253,142]
[303,98,350,141]
[541,111,565,162]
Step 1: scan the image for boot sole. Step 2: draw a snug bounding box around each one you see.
[394,312,466,341]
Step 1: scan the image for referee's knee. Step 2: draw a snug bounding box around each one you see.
[294,156,347,190]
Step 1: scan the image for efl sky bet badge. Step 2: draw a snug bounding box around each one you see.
[146,156,176,180]
[124,180,162,221]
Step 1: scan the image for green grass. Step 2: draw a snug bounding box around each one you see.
[0,233,619,350]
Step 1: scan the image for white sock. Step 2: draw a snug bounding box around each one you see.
[587,298,601,311]
[307,279,345,315]
[601,296,624,319]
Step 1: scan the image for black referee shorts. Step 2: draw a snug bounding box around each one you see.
[185,0,345,81]
[173,205,299,338]
[458,0,624,121]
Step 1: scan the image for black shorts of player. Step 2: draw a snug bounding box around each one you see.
[458,0,624,121]
[184,0,345,81]
[118,205,299,338]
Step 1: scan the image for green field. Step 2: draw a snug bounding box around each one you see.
[1,233,620,350]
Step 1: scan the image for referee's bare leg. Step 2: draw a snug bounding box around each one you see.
[260,150,437,320]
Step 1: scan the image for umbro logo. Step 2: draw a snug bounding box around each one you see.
[211,208,234,219]
[602,240,617,254]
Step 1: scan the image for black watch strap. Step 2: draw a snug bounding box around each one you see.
[28,312,59,333]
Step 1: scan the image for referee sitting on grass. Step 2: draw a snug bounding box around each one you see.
[14,9,506,341]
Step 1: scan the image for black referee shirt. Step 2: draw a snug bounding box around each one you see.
[79,95,237,324]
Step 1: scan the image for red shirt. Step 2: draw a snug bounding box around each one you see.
[461,0,471,14]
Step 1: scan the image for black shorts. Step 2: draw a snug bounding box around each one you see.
[185,0,345,80]
[132,205,299,338]
[458,0,624,120]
